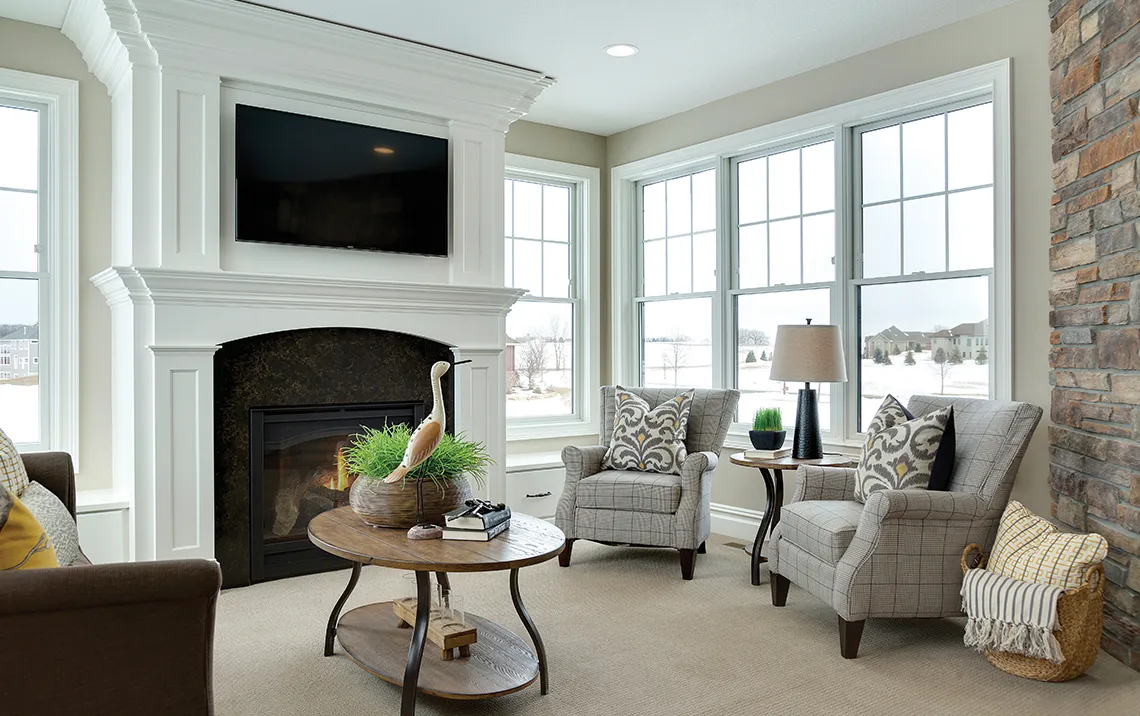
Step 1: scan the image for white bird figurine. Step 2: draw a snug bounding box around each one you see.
[383,360,467,483]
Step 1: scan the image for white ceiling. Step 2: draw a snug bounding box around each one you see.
[3,0,1019,136]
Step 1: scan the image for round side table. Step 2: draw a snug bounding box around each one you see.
[308,508,566,716]
[728,453,855,586]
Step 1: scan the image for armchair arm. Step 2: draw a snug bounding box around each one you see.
[680,450,717,493]
[791,465,858,502]
[860,489,989,525]
[0,560,221,715]
[560,444,608,484]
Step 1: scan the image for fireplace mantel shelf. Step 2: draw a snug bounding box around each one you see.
[91,266,527,316]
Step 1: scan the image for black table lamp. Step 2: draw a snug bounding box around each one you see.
[768,320,848,460]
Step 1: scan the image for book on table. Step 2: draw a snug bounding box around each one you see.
[744,447,791,459]
[441,520,510,542]
[444,500,511,530]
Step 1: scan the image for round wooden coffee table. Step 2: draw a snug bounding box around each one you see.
[728,453,855,586]
[308,507,566,716]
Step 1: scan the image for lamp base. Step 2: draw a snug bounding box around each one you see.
[792,387,823,460]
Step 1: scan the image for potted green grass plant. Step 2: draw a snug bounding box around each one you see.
[341,423,492,528]
[749,407,786,451]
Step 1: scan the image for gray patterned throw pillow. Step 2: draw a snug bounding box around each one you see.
[855,396,953,503]
[602,388,694,475]
[20,481,82,566]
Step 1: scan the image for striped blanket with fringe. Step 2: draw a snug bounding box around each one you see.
[960,568,1065,663]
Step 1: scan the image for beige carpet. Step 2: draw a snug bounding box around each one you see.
[215,539,1140,715]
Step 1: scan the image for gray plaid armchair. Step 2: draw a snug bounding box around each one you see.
[769,395,1042,658]
[556,386,740,580]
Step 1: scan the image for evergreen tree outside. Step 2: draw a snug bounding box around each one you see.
[873,348,884,364]
[882,353,892,365]
[745,350,757,363]
[904,350,915,365]
[760,350,768,361]
[891,345,901,355]
[975,346,988,365]
[949,347,963,365]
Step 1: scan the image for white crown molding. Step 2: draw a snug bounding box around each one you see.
[62,0,553,130]
[91,266,527,316]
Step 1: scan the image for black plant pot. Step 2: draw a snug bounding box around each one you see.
[748,430,787,451]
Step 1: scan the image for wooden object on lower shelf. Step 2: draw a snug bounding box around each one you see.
[392,597,477,661]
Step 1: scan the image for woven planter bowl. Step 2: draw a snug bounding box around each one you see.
[349,475,472,528]
[961,544,1105,682]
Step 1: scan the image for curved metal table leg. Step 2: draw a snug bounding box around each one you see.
[401,571,432,716]
[324,562,362,656]
[771,470,784,533]
[751,468,776,586]
[510,567,549,695]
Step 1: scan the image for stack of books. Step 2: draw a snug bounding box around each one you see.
[744,447,791,460]
[442,500,511,541]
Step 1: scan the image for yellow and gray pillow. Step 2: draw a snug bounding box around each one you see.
[602,388,694,475]
[988,500,1107,590]
[855,395,955,502]
[0,480,59,570]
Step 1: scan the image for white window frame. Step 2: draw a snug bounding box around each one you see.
[611,60,1011,449]
[504,154,601,441]
[0,69,79,461]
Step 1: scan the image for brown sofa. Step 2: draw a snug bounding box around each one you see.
[0,452,222,716]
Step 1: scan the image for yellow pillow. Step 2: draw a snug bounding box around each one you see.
[988,500,1106,590]
[0,482,59,570]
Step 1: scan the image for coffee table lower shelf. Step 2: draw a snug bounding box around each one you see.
[336,602,540,700]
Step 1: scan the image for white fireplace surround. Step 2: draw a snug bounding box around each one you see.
[63,0,552,561]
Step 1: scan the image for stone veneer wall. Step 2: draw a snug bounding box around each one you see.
[1048,0,1140,670]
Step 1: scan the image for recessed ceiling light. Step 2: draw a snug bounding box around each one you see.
[373,146,395,155]
[604,44,638,58]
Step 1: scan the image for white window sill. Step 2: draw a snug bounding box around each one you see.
[76,488,131,514]
[507,419,598,442]
[506,451,565,472]
[723,425,863,456]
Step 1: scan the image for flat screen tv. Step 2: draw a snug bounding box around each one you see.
[235,104,448,256]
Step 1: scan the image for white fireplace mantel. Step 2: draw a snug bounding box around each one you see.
[63,0,552,562]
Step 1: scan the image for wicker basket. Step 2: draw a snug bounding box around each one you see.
[960,544,1105,682]
[349,475,472,528]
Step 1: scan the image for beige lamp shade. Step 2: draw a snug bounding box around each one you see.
[769,324,848,383]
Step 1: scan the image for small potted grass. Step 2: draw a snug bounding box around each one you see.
[749,407,786,451]
[341,423,491,528]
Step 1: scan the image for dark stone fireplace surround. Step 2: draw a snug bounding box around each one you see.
[214,327,454,587]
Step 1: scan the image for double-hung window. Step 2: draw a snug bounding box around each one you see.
[853,100,995,431]
[615,62,1010,446]
[637,168,716,389]
[504,156,600,437]
[0,69,77,454]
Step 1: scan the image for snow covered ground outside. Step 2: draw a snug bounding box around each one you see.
[505,340,989,428]
[0,383,39,443]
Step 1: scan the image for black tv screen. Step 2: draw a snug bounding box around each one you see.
[235,105,448,256]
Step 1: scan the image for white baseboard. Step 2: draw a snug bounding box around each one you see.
[710,502,765,542]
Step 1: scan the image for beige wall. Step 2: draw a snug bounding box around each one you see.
[0,18,113,490]
[606,0,1053,515]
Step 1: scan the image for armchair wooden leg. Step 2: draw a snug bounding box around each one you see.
[770,573,790,606]
[838,617,865,659]
[558,539,575,567]
[679,549,696,580]
[697,541,707,554]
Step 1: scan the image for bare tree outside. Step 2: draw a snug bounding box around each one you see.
[548,315,570,371]
[663,332,690,387]
[518,335,549,390]
[931,347,954,395]
[737,328,771,346]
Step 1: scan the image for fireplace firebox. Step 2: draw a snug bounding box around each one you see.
[249,401,424,582]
